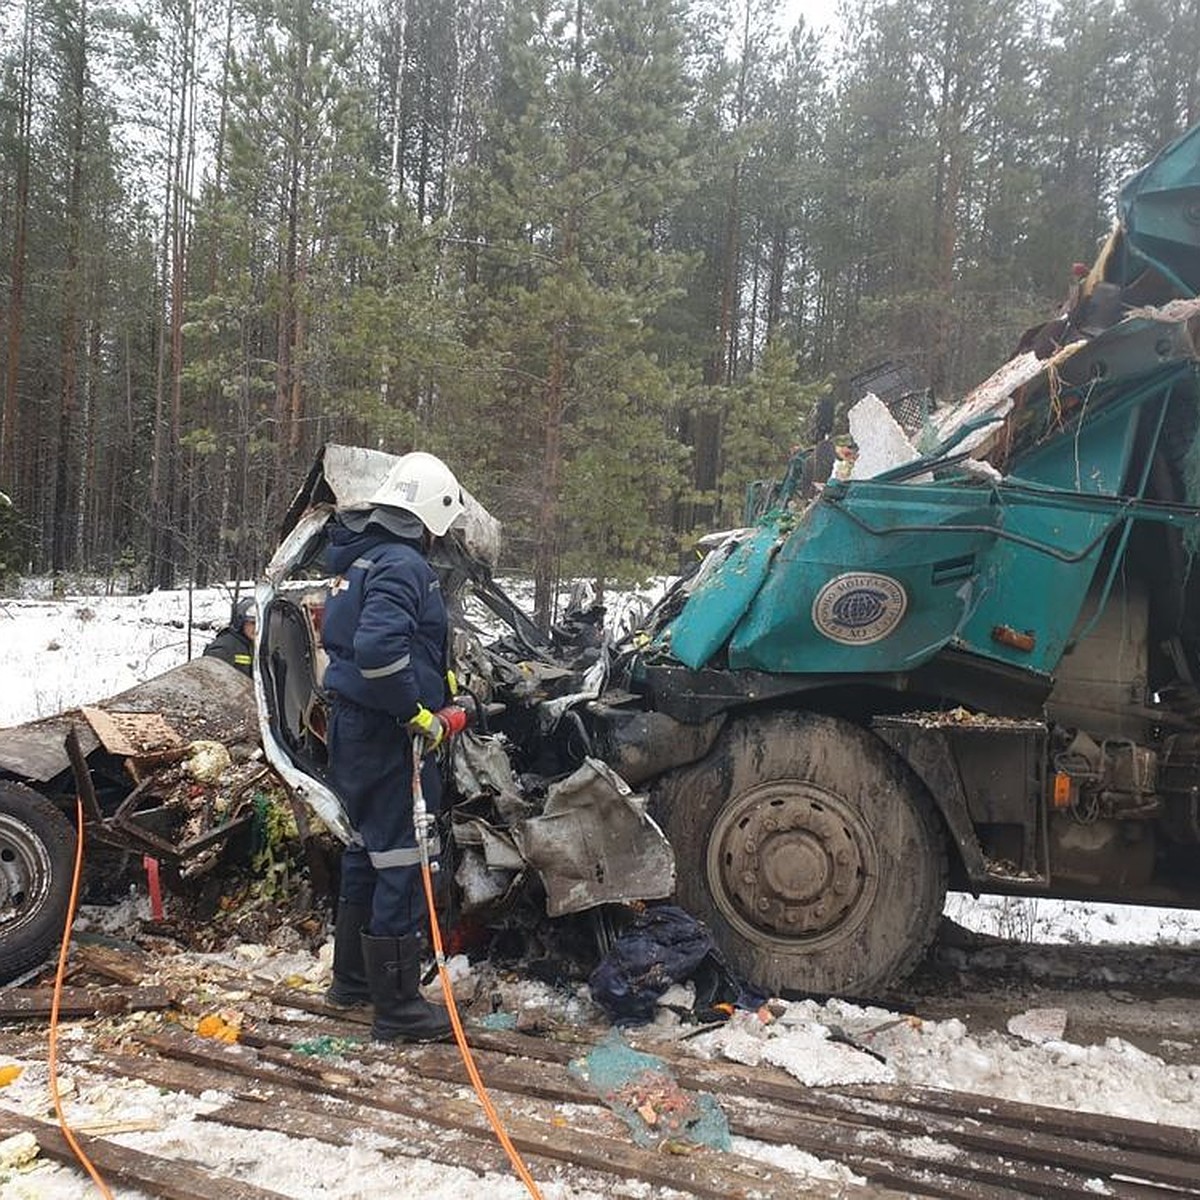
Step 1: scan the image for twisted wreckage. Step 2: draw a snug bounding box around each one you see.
[9,123,1200,998]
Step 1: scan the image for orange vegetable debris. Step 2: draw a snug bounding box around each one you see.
[195,1014,239,1043]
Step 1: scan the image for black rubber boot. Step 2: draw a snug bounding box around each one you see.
[324,900,372,1008]
[362,931,452,1043]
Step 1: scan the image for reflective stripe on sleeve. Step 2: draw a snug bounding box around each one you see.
[360,653,411,679]
[367,837,440,869]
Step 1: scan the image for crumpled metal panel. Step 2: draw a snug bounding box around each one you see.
[452,814,526,870]
[0,717,95,783]
[452,732,531,823]
[512,758,675,917]
[0,657,254,785]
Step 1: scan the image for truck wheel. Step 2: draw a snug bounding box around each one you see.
[0,781,76,984]
[654,712,947,996]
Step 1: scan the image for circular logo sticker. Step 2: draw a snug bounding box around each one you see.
[812,572,908,645]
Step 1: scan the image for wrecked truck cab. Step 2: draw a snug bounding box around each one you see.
[270,125,1200,1003]
[255,444,677,933]
[588,121,1200,999]
[0,655,265,983]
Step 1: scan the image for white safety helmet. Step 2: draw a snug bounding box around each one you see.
[367,451,465,537]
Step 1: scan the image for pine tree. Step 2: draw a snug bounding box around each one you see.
[459,0,693,619]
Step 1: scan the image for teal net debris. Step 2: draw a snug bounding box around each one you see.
[478,1011,519,1030]
[291,1034,365,1057]
[567,1029,730,1151]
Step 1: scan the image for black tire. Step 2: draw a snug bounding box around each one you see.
[653,712,947,997]
[0,781,76,983]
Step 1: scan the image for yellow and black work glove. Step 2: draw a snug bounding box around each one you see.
[407,702,472,752]
[406,705,446,751]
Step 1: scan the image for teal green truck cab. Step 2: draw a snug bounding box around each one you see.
[587,124,1200,996]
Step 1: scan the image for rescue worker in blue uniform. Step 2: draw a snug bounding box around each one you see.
[319,451,465,1042]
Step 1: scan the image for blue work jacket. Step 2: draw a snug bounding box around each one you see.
[322,522,448,720]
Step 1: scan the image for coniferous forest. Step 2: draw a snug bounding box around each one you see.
[0,0,1197,621]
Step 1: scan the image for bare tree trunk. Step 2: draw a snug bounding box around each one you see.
[533,0,585,629]
[378,0,407,410]
[149,48,177,587]
[1,0,34,492]
[276,21,308,491]
[534,314,568,628]
[168,8,194,586]
[53,0,87,573]
[931,3,964,400]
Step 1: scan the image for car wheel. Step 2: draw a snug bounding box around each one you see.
[654,711,947,996]
[0,781,76,983]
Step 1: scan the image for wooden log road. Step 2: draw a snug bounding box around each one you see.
[2,951,1198,1199]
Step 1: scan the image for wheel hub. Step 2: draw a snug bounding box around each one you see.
[706,782,875,940]
[0,813,52,926]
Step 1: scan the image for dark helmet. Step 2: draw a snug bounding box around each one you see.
[233,596,257,627]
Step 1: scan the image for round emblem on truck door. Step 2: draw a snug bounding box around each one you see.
[812,572,908,645]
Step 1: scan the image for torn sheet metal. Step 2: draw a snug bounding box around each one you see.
[0,657,255,786]
[452,814,526,871]
[540,651,609,723]
[287,443,501,569]
[927,349,1050,459]
[511,758,675,917]
[0,718,97,783]
[455,847,520,910]
[452,732,531,823]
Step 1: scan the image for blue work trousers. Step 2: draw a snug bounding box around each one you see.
[328,701,442,938]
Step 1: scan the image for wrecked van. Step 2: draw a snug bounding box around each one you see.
[0,658,267,982]
[261,121,1200,999]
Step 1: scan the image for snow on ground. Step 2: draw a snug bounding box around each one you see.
[2,584,1200,1198]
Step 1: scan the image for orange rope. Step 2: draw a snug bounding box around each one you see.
[48,793,115,1198]
[413,743,544,1200]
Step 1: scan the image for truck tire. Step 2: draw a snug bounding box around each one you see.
[653,712,947,997]
[0,781,76,983]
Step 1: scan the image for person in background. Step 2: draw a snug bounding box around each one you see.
[203,596,256,677]
[320,451,467,1043]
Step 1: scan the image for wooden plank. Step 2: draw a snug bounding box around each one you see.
[0,1111,290,1200]
[81,707,184,757]
[84,1051,617,1194]
[844,1082,1200,1159]
[137,1029,872,1200]
[70,1041,1185,1200]
[399,1041,1119,1200]
[72,940,159,986]
[0,986,171,1019]
[462,1028,1200,1170]
[252,1021,1193,1200]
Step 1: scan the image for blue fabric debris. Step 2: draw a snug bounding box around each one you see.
[588,904,764,1024]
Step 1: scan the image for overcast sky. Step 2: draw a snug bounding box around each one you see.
[787,0,842,32]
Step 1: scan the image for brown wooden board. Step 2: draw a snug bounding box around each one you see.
[255,1017,1200,1200]
[72,941,159,986]
[81,707,184,757]
[0,985,170,1018]
[1,1111,291,1200]
[134,1028,872,1200]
